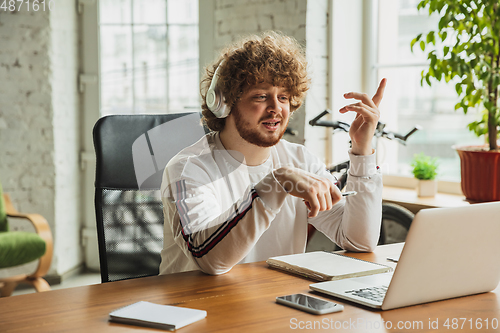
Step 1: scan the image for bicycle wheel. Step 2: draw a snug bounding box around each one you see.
[378,203,414,245]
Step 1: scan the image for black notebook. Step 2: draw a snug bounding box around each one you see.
[267,251,392,281]
[109,301,207,331]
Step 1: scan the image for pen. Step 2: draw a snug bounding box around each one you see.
[342,191,357,197]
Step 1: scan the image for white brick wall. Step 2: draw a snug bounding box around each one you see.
[0,2,81,277]
[0,10,54,218]
[214,0,307,48]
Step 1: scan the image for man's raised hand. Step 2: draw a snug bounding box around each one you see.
[339,78,387,156]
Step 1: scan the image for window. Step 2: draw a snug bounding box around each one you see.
[78,0,199,269]
[373,0,482,181]
[99,0,199,115]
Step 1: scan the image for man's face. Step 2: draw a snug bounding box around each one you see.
[231,82,291,148]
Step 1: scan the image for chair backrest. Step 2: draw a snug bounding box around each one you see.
[92,113,207,282]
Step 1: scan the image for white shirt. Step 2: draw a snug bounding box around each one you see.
[159,132,382,275]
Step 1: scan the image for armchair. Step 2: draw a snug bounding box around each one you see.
[0,187,53,297]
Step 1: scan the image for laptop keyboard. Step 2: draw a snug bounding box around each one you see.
[345,285,388,303]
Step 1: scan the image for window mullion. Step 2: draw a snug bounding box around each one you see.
[166,0,169,113]
[131,0,136,113]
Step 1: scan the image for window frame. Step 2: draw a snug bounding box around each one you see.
[368,0,465,195]
[79,0,201,270]
[99,0,199,116]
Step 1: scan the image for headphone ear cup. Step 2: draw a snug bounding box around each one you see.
[206,61,230,118]
[206,88,219,111]
[213,98,230,118]
[207,88,229,118]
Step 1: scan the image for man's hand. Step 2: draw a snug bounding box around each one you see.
[339,79,387,156]
[274,167,342,218]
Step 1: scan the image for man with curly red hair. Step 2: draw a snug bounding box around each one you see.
[160,32,386,275]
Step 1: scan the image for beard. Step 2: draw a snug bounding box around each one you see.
[232,107,288,148]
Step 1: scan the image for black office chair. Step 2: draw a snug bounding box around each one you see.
[92,112,207,282]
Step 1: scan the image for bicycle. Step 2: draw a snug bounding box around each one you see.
[308,110,421,246]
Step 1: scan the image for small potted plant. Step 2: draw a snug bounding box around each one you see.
[411,153,439,197]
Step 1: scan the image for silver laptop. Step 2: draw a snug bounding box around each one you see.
[310,202,500,310]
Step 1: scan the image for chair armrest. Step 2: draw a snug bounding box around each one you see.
[3,194,53,278]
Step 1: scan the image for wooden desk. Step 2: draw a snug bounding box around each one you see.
[2,243,499,332]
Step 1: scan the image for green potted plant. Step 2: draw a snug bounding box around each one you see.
[411,0,500,202]
[411,153,439,197]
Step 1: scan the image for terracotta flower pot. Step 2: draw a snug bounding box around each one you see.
[454,145,500,202]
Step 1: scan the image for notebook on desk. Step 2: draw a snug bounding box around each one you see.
[267,251,392,281]
[310,202,500,310]
[109,301,207,331]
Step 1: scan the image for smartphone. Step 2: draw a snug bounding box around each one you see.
[342,191,357,197]
[276,293,344,315]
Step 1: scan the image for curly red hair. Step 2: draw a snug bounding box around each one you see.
[201,31,310,132]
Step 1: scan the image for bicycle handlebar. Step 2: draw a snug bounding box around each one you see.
[311,120,351,132]
[309,109,350,132]
[308,110,330,126]
[310,110,421,145]
[375,122,422,146]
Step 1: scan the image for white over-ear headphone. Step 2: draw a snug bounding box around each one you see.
[206,60,230,118]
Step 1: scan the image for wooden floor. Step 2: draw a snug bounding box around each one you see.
[11,271,101,297]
